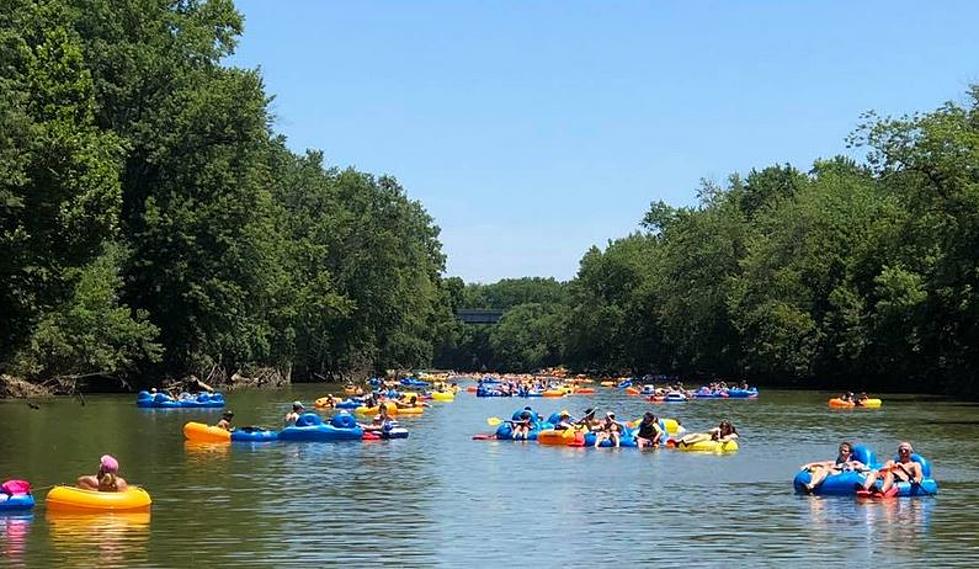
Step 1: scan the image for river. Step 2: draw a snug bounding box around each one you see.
[1,386,977,567]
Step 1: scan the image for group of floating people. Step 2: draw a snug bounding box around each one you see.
[621,380,759,401]
[479,405,740,452]
[0,374,933,517]
[828,392,883,408]
[796,441,938,497]
[181,384,456,444]
[470,374,759,401]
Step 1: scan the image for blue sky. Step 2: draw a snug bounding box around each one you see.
[229,1,979,283]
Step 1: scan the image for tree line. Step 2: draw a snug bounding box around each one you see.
[439,88,979,397]
[1,0,452,388]
[4,1,978,398]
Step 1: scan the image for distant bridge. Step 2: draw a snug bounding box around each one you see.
[455,309,504,324]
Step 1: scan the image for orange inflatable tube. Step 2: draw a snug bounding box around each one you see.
[183,422,231,443]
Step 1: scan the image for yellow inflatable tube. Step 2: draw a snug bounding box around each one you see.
[537,429,579,446]
[431,391,455,402]
[46,486,152,513]
[183,421,231,443]
[355,402,399,416]
[677,439,739,453]
[626,417,679,435]
[828,398,882,409]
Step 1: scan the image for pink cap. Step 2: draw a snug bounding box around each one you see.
[100,454,119,473]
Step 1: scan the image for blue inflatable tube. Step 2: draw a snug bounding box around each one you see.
[476,389,510,397]
[727,388,759,399]
[138,391,225,408]
[334,399,361,410]
[278,413,363,442]
[617,379,633,389]
[230,427,279,442]
[793,448,938,496]
[494,422,543,441]
[380,426,410,439]
[0,494,35,511]
[793,469,939,497]
[583,428,638,448]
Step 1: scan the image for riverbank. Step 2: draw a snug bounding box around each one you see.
[0,367,293,400]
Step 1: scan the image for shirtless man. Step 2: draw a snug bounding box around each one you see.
[862,441,923,494]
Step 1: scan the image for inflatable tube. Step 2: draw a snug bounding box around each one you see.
[727,388,759,399]
[495,419,543,441]
[677,439,739,453]
[476,388,510,397]
[330,412,358,429]
[537,428,580,446]
[574,387,596,395]
[431,391,455,402]
[600,381,614,387]
[278,413,363,442]
[140,392,224,408]
[583,429,638,448]
[136,391,155,408]
[230,427,279,442]
[0,494,35,511]
[355,402,399,416]
[624,387,640,396]
[381,426,410,439]
[617,379,633,389]
[46,486,152,513]
[665,392,687,402]
[334,399,361,410]
[794,466,938,497]
[541,389,566,398]
[314,397,333,408]
[828,398,882,409]
[183,422,231,443]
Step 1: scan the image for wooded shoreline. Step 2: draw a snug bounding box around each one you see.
[3,2,979,399]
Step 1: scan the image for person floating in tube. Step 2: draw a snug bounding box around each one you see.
[77,455,128,493]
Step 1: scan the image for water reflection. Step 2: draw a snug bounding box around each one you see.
[0,513,32,569]
[46,511,150,567]
[803,496,934,557]
[183,441,231,459]
[1,389,978,566]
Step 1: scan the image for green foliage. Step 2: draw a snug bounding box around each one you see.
[0,0,451,386]
[490,303,565,372]
[15,244,161,378]
[445,88,979,397]
[461,277,567,309]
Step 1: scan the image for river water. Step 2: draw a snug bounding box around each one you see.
[1,386,978,567]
